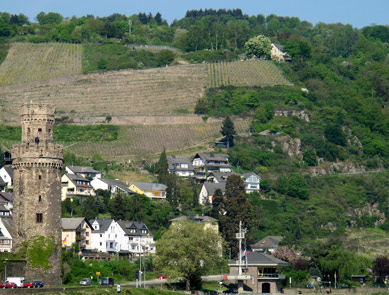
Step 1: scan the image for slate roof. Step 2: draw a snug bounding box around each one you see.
[167,156,194,171]
[195,153,229,163]
[203,183,226,195]
[65,174,93,188]
[230,252,288,267]
[0,192,13,202]
[62,217,89,230]
[2,166,13,178]
[67,166,100,174]
[131,182,167,192]
[242,172,261,180]
[252,236,283,249]
[89,218,114,234]
[170,215,218,223]
[273,43,284,51]
[98,178,132,194]
[208,172,238,183]
[0,217,13,238]
[0,177,5,186]
[117,220,152,237]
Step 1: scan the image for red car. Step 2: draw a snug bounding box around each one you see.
[23,281,35,288]
[0,282,17,289]
[158,273,167,279]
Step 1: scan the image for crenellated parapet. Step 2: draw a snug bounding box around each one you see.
[11,143,63,161]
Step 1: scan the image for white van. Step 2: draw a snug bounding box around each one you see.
[6,277,24,288]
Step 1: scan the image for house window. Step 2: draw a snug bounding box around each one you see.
[86,232,89,236]
[86,240,89,245]
[38,128,42,132]
[38,195,42,202]
[100,242,102,246]
[36,213,43,223]
[100,234,102,238]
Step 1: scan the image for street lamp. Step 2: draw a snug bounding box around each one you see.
[3,259,8,282]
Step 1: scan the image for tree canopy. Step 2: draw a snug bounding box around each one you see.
[244,35,272,58]
[155,221,223,290]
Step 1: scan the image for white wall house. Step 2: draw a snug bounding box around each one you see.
[91,178,133,195]
[167,156,195,177]
[198,183,226,206]
[66,166,102,179]
[0,166,13,189]
[242,173,261,194]
[0,217,13,252]
[117,221,156,257]
[89,219,127,253]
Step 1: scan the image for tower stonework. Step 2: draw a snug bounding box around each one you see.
[11,103,63,285]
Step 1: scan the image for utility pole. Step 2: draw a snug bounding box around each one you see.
[129,20,132,34]
[236,221,246,275]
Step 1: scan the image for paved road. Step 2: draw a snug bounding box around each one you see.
[120,275,224,287]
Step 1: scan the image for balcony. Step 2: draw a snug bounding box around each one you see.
[257,273,285,280]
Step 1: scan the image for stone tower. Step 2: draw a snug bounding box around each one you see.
[11,103,63,285]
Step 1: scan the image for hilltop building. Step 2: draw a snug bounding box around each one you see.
[11,103,63,285]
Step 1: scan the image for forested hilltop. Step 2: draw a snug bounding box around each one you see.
[0,9,389,285]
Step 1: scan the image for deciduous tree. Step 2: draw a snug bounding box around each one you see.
[155,221,223,290]
[244,35,272,58]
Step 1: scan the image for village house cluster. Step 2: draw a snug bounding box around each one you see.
[0,152,260,260]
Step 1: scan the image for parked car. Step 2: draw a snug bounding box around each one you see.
[5,282,17,289]
[0,282,6,289]
[80,278,91,285]
[32,281,44,288]
[157,273,167,279]
[100,277,114,286]
[23,281,35,288]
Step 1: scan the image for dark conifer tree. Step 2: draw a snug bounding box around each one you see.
[221,116,236,148]
[219,174,253,257]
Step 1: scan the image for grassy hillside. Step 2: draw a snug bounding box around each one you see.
[65,119,251,159]
[0,63,207,124]
[0,42,82,86]
[207,60,292,88]
[0,119,251,160]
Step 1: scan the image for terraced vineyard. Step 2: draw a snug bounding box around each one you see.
[207,60,292,87]
[0,42,82,86]
[0,64,207,124]
[66,119,252,159]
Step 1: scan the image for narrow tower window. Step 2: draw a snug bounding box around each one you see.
[38,128,42,133]
[38,195,42,202]
[38,175,42,180]
[36,213,43,223]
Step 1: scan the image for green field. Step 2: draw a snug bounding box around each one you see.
[0,42,82,86]
[207,60,292,88]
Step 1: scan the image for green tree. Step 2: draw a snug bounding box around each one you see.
[82,196,98,220]
[219,175,253,256]
[254,102,274,123]
[108,193,127,220]
[221,116,236,148]
[303,149,317,166]
[36,12,63,25]
[372,256,389,283]
[156,148,168,184]
[277,174,309,200]
[155,221,223,290]
[156,50,175,66]
[244,35,272,59]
